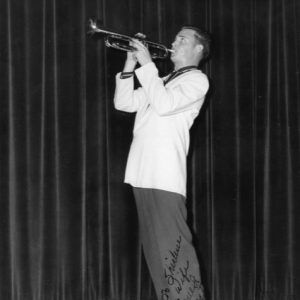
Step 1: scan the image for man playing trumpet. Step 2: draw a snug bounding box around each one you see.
[114,25,211,300]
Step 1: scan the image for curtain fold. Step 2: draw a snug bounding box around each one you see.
[0,0,299,299]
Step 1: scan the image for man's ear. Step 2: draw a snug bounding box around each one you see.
[195,44,203,54]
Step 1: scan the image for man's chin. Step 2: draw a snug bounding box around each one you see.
[170,54,177,63]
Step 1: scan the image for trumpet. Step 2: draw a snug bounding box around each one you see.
[87,19,174,59]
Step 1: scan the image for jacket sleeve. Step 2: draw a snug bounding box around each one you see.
[135,62,209,116]
[113,73,147,113]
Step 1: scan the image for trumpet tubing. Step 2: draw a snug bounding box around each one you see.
[88,19,173,59]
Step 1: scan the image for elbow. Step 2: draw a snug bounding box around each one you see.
[113,97,121,110]
[114,98,136,113]
[114,102,128,112]
[113,97,126,111]
[114,99,123,111]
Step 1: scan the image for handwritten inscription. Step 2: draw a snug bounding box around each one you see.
[163,236,205,300]
[164,235,182,286]
[161,288,170,300]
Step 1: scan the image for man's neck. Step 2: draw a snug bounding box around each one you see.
[174,61,198,71]
[174,62,187,71]
[174,63,197,71]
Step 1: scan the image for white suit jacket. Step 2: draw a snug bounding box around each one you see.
[114,62,209,197]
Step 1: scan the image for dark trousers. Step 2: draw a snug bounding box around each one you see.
[133,187,205,300]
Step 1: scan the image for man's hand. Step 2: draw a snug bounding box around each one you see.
[131,39,152,66]
[122,34,152,72]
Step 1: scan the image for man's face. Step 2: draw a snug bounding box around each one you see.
[170,28,201,65]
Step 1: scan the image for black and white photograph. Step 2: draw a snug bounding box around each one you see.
[0,0,299,299]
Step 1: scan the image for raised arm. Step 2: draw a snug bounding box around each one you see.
[113,74,147,112]
[113,41,147,112]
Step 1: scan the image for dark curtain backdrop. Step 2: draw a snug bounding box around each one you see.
[1,0,299,299]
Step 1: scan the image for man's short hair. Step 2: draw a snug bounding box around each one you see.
[181,25,212,60]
